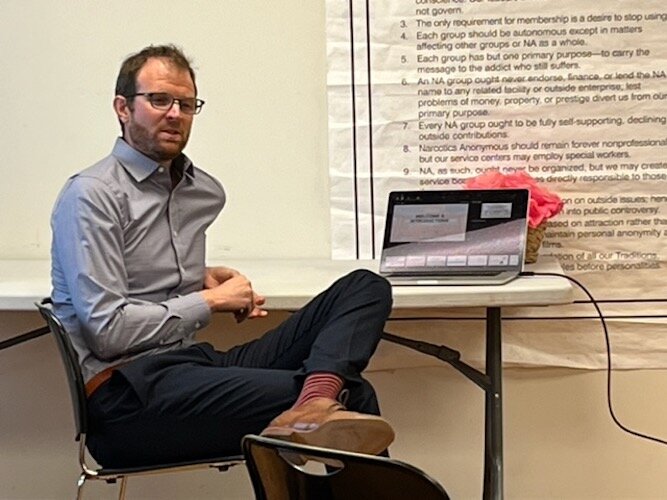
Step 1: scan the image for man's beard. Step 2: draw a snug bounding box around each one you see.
[125,120,189,163]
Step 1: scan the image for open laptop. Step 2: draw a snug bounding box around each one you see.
[379,189,530,285]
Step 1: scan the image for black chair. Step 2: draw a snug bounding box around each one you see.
[36,299,244,499]
[242,434,449,500]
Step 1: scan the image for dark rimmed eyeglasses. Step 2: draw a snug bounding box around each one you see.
[126,92,205,115]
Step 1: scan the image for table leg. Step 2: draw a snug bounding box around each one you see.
[483,307,503,500]
[382,306,506,498]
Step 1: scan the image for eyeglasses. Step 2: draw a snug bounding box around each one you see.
[127,92,205,115]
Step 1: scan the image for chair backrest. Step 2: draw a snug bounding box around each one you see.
[36,298,88,440]
[242,435,449,500]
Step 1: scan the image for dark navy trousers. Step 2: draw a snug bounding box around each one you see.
[87,270,392,467]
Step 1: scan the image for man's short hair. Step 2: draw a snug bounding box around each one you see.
[115,44,198,98]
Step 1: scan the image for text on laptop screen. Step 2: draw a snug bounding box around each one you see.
[380,189,529,276]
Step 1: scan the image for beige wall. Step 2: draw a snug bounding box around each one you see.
[0,1,330,261]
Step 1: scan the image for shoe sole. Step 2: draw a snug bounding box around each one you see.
[262,417,395,455]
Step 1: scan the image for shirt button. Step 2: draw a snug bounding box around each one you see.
[172,231,178,237]
[195,321,201,329]
[158,167,164,173]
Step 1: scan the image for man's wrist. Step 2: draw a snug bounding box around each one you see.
[200,289,217,309]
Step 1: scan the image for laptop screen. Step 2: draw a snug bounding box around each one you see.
[380,189,529,276]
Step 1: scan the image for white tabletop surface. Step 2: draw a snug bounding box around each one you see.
[0,257,572,311]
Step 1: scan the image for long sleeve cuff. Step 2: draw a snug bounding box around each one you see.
[164,292,212,341]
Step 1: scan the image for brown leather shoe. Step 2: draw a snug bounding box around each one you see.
[261,397,395,455]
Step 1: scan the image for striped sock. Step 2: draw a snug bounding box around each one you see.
[293,372,345,408]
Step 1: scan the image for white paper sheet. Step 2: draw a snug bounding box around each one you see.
[326,0,667,368]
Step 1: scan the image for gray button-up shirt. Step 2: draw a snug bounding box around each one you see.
[51,138,225,382]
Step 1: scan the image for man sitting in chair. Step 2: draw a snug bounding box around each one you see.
[50,44,394,468]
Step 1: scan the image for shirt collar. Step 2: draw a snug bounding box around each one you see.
[111,137,195,183]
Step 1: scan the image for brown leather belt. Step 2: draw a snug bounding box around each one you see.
[85,365,123,398]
